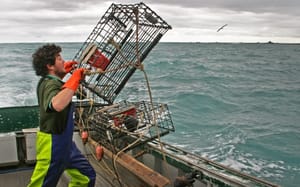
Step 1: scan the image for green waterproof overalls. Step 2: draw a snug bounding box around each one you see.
[28,78,96,187]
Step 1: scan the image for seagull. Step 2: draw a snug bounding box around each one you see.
[217,24,228,32]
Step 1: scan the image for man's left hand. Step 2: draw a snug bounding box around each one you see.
[64,60,78,73]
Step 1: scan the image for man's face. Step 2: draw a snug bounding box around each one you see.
[52,53,66,78]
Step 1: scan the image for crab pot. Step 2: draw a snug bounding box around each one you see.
[73,2,172,104]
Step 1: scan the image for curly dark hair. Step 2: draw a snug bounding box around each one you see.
[32,44,62,77]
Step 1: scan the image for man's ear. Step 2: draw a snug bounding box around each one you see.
[46,64,54,71]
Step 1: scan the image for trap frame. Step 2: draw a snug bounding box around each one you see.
[85,100,175,151]
[73,2,172,104]
[72,3,174,150]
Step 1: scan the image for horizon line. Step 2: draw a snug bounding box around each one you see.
[1,41,300,45]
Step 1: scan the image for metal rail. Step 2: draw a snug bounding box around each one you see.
[146,141,280,187]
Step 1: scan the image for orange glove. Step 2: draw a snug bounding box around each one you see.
[62,68,85,91]
[64,60,78,74]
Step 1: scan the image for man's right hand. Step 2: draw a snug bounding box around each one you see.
[62,68,85,91]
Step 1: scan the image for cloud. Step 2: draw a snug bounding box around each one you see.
[0,0,299,43]
[0,0,109,42]
[151,1,300,42]
[146,0,300,15]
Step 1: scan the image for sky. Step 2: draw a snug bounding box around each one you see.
[1,0,300,43]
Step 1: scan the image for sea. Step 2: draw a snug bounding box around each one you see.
[0,42,299,187]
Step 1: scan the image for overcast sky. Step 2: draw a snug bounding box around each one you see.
[1,0,299,43]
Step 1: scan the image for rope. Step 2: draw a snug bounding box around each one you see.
[75,86,125,185]
[133,6,171,180]
[85,142,125,187]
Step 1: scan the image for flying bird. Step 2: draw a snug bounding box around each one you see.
[217,24,228,32]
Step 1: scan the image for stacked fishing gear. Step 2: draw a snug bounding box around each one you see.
[73,2,173,154]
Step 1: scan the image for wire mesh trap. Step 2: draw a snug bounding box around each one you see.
[81,100,174,151]
[72,3,174,151]
[73,2,172,104]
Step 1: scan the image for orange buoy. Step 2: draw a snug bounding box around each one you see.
[96,145,104,161]
[81,130,88,144]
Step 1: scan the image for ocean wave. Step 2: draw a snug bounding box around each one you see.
[1,43,300,187]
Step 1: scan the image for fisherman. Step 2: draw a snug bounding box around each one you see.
[28,44,96,187]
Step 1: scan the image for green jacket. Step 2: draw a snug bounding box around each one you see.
[37,75,70,134]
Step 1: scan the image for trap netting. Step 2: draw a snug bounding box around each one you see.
[85,100,174,151]
[73,2,172,104]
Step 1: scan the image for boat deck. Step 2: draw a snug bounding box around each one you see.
[0,153,170,187]
[0,131,171,187]
[0,128,280,187]
[0,163,115,187]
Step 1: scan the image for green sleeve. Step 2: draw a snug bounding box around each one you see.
[41,79,62,112]
[38,78,70,134]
